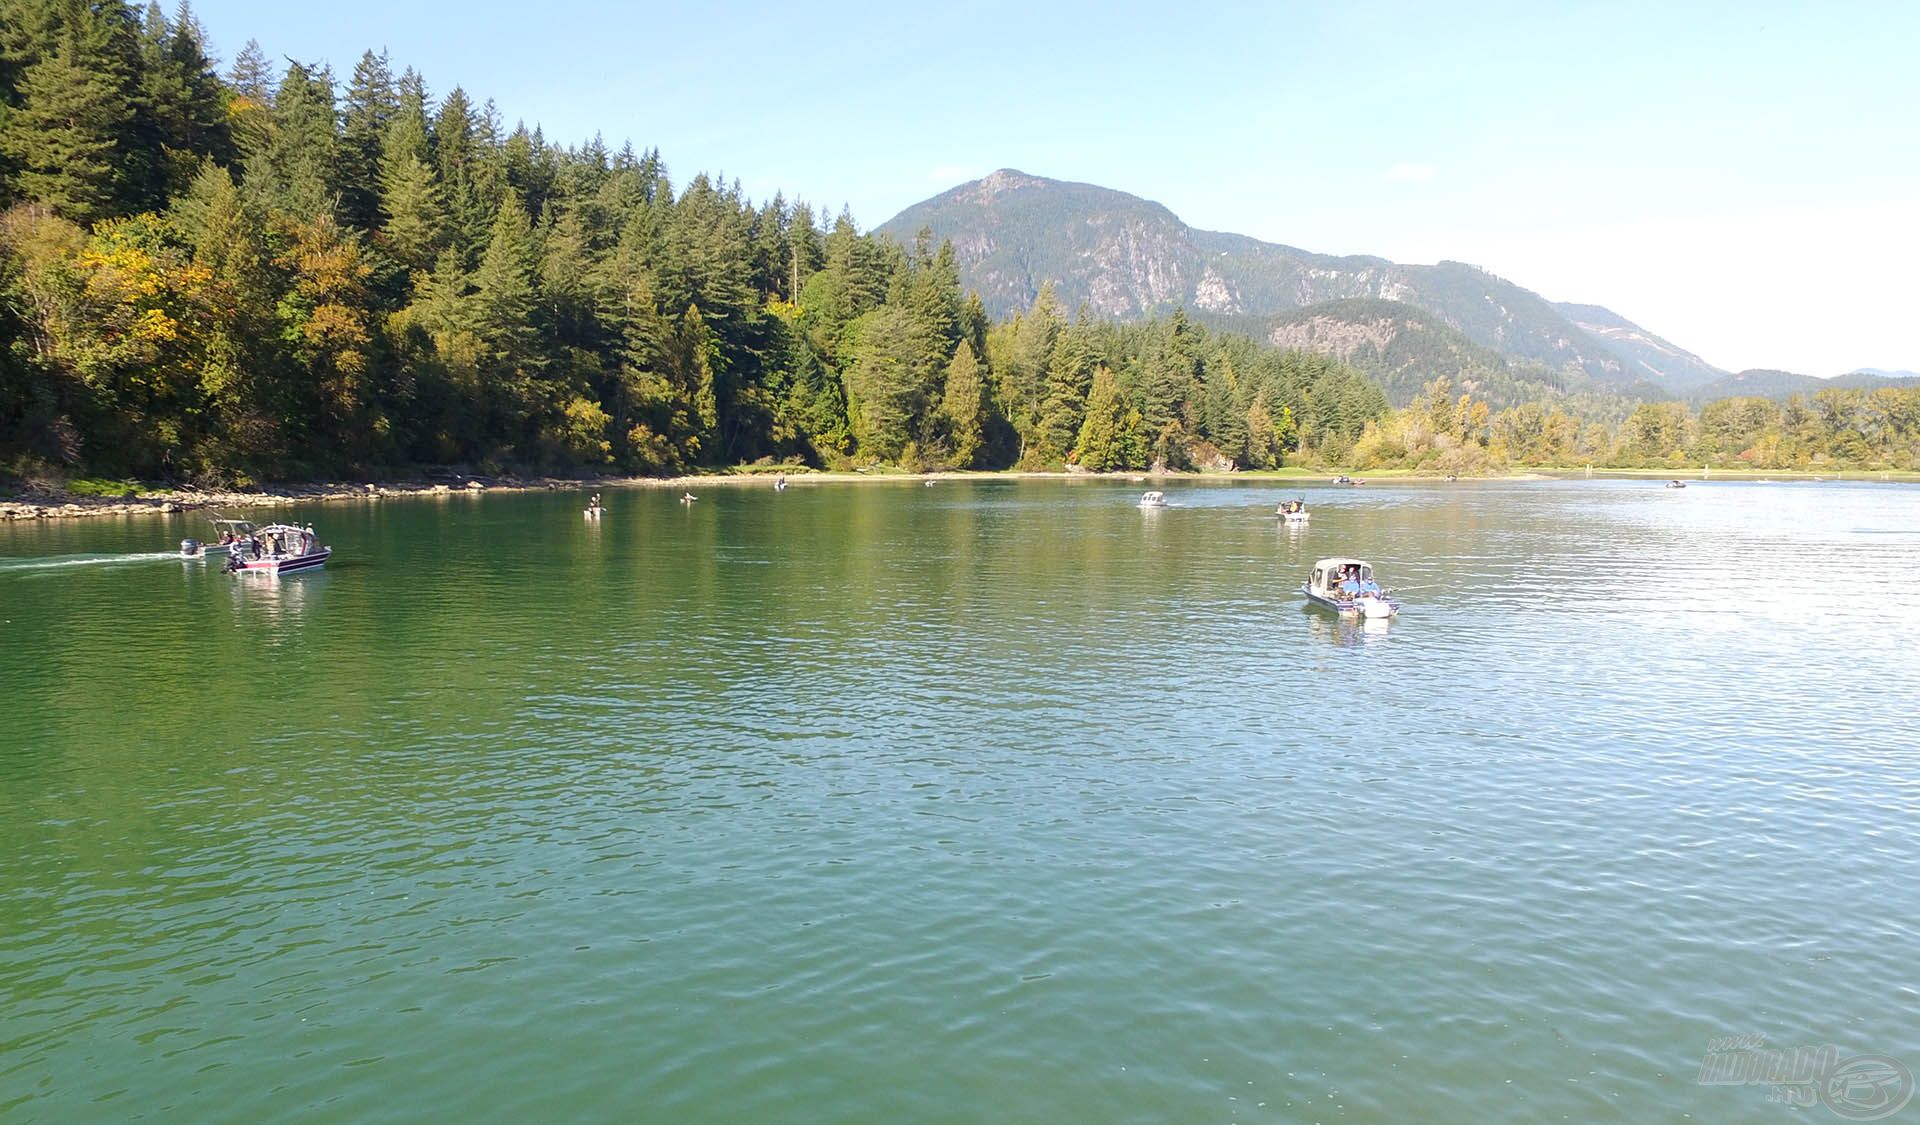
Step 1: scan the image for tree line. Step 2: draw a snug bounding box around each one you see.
[0,1,1389,484]
[1343,377,1920,472]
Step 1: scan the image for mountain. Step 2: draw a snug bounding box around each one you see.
[1256,298,1632,410]
[1689,368,1920,402]
[1852,367,1919,380]
[879,169,1722,397]
[1551,302,1725,390]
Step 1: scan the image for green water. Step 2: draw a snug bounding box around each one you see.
[3,479,1917,1122]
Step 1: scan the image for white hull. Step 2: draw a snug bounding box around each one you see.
[1303,588,1399,619]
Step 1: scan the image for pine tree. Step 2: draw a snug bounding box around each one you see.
[377,153,447,276]
[1244,392,1278,469]
[250,61,339,218]
[1002,283,1061,450]
[472,191,542,372]
[939,340,985,469]
[227,37,271,104]
[1204,356,1248,465]
[0,15,134,223]
[384,68,430,166]
[681,305,719,454]
[338,50,396,231]
[1074,366,1131,471]
[1034,321,1093,463]
[841,304,923,460]
[134,1,231,203]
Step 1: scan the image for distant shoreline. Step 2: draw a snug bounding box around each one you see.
[3,465,1914,522]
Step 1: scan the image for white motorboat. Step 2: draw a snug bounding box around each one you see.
[224,523,331,574]
[1277,499,1310,523]
[181,517,260,559]
[1302,556,1400,620]
[1138,491,1169,508]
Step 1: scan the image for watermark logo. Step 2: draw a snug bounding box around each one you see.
[1698,1034,1914,1120]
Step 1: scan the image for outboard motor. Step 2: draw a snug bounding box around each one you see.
[180,537,201,557]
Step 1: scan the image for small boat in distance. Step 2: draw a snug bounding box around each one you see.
[1278,499,1310,523]
[680,492,697,504]
[224,523,331,575]
[1332,475,1366,485]
[1302,557,1400,620]
[1139,491,1169,508]
[585,492,604,518]
[1666,480,1687,489]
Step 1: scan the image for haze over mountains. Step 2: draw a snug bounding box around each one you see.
[879,170,1913,406]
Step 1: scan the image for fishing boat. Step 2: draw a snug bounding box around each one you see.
[180,516,260,559]
[1138,491,1169,508]
[1302,556,1400,620]
[224,523,331,574]
[1277,499,1310,523]
[1332,475,1366,486]
[1666,480,1687,489]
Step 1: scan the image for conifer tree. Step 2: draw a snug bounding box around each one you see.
[1074,366,1134,472]
[226,37,271,104]
[939,340,985,469]
[472,191,543,377]
[1204,357,1248,464]
[338,50,396,231]
[377,153,447,276]
[251,61,339,218]
[0,13,134,223]
[1035,322,1093,463]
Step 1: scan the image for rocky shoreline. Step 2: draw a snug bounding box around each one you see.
[0,475,610,521]
[1,465,1657,522]
[0,469,1159,520]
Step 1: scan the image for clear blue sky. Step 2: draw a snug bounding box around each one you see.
[186,0,1919,376]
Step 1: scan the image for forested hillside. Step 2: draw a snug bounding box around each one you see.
[0,2,1391,481]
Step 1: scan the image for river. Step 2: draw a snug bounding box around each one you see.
[3,477,1916,1121]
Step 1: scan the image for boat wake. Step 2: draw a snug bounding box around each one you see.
[0,551,183,573]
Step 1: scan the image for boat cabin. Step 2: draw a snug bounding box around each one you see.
[1308,557,1381,598]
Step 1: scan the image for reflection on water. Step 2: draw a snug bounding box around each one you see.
[224,567,326,627]
[1304,609,1393,647]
